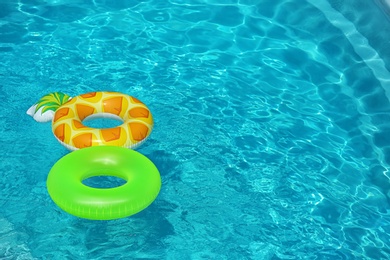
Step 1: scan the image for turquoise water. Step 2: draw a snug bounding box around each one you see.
[1,0,390,259]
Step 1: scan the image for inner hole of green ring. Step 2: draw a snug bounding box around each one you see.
[82,113,124,129]
[82,170,128,189]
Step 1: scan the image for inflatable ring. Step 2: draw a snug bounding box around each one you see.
[51,91,153,150]
[47,146,161,220]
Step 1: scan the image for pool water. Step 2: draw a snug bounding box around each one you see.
[1,0,390,259]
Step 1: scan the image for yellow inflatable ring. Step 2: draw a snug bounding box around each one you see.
[51,91,153,150]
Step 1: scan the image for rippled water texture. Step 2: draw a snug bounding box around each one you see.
[1,0,390,259]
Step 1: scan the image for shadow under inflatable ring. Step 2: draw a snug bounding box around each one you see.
[47,146,161,220]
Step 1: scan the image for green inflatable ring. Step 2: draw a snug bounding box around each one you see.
[47,146,161,220]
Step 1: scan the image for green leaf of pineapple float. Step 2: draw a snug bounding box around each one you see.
[27,92,72,122]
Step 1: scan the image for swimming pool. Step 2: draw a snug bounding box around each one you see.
[1,0,390,258]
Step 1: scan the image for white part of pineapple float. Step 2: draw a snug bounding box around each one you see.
[27,92,72,122]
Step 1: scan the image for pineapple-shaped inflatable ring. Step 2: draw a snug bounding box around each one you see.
[27,91,153,150]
